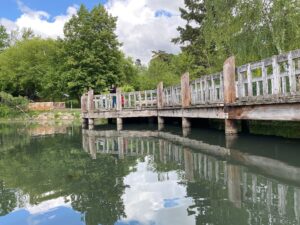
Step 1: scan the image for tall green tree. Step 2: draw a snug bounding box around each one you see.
[62,4,123,99]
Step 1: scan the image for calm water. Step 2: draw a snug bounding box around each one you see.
[1,123,300,225]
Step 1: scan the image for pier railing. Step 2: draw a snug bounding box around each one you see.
[81,49,300,113]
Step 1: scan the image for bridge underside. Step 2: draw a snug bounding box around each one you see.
[83,102,300,121]
[82,102,300,133]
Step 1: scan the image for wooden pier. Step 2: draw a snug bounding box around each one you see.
[81,49,300,134]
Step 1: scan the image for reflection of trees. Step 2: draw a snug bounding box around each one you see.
[0,127,136,225]
[0,123,30,152]
[0,181,17,216]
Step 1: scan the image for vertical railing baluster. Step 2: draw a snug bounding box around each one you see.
[288,52,296,94]
[272,56,280,95]
[247,64,253,97]
[262,62,268,97]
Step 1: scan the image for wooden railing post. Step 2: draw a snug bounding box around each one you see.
[181,72,191,108]
[157,82,164,109]
[81,93,88,113]
[223,56,238,135]
[87,89,94,112]
[116,88,123,130]
[224,57,237,104]
[116,88,122,111]
[157,82,164,130]
[181,72,191,129]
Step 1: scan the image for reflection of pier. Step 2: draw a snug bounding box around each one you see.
[82,129,300,224]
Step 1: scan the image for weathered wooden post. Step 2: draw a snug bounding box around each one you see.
[116,88,123,131]
[157,82,164,130]
[81,93,88,128]
[181,72,191,128]
[87,89,95,130]
[224,56,239,135]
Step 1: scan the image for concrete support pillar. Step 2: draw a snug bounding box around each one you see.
[82,118,88,129]
[117,118,123,131]
[158,116,164,131]
[182,117,191,129]
[225,119,239,136]
[181,72,191,108]
[223,56,238,135]
[88,118,94,130]
[157,82,164,109]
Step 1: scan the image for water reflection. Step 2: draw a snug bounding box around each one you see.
[0,123,300,225]
[83,129,300,225]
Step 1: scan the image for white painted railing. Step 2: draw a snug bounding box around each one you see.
[94,94,117,111]
[122,90,157,109]
[93,90,157,111]
[236,49,300,101]
[190,72,224,105]
[83,49,300,112]
[163,85,182,107]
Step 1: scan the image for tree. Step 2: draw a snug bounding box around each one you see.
[172,0,208,75]
[174,0,300,73]
[62,4,123,99]
[0,38,61,100]
[0,25,9,51]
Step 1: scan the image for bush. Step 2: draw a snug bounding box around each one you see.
[0,92,29,111]
[0,92,29,118]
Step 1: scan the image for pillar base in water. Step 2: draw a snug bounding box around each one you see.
[82,118,88,129]
[88,118,94,130]
[158,117,164,131]
[117,118,123,131]
[182,117,191,129]
[225,119,238,135]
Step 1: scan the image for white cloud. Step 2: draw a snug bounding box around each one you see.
[0,2,77,39]
[105,0,185,64]
[0,0,185,63]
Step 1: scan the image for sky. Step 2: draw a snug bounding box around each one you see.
[0,0,185,64]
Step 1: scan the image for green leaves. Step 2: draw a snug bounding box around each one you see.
[62,4,123,98]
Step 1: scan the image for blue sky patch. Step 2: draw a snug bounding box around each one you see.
[155,10,172,18]
[0,0,108,21]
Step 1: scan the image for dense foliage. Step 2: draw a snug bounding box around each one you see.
[0,1,300,102]
[174,0,300,73]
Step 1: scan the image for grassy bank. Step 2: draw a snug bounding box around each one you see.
[0,108,82,123]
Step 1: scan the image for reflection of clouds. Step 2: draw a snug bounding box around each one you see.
[121,157,195,225]
[26,197,71,214]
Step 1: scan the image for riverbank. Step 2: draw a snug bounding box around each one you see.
[0,108,82,123]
